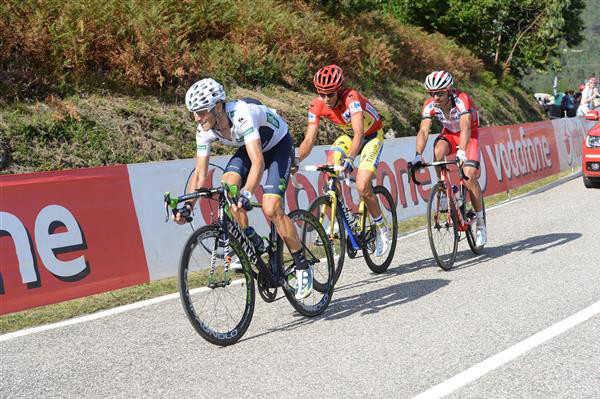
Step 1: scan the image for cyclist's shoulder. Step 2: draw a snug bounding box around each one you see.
[196,126,217,143]
[341,88,365,104]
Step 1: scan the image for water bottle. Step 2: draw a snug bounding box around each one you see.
[452,185,463,207]
[244,226,265,253]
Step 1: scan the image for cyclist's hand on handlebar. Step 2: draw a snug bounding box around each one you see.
[173,202,193,224]
[233,189,252,212]
[411,153,423,167]
[340,156,354,174]
[290,156,300,175]
[456,149,467,165]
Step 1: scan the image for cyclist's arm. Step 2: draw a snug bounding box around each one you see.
[242,139,265,195]
[415,117,432,155]
[183,154,209,208]
[298,122,319,162]
[458,112,472,152]
[348,112,364,159]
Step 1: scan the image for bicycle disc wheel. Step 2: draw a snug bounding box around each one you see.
[427,183,458,270]
[280,209,334,317]
[178,224,255,346]
[463,188,486,255]
[360,185,398,274]
[308,194,346,285]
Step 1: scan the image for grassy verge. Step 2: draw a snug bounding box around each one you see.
[0,169,578,334]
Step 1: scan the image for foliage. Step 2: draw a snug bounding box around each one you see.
[524,0,600,93]
[371,0,585,78]
[0,0,484,100]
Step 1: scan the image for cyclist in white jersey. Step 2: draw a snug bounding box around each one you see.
[174,78,313,299]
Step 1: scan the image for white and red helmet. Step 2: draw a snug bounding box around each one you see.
[424,71,454,91]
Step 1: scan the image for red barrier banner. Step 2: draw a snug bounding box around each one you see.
[479,121,561,196]
[0,166,149,314]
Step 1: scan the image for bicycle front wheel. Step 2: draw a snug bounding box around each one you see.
[360,185,398,274]
[178,224,255,346]
[427,183,458,270]
[463,188,486,255]
[308,194,346,285]
[280,209,335,317]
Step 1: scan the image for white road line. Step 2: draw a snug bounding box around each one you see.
[413,299,600,399]
[0,279,244,342]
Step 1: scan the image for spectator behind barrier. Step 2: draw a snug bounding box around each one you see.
[577,77,599,116]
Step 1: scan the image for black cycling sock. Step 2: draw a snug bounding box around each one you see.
[291,250,308,270]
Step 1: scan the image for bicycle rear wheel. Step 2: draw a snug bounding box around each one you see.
[360,185,398,274]
[280,209,334,317]
[308,194,346,285]
[463,188,486,254]
[427,183,458,270]
[178,224,255,346]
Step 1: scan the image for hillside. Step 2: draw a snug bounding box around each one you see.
[0,0,544,175]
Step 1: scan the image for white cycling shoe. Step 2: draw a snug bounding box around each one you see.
[475,225,487,247]
[295,268,313,300]
[375,226,391,257]
[316,220,339,245]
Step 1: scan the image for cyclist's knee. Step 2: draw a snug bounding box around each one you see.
[356,176,372,197]
[262,195,284,219]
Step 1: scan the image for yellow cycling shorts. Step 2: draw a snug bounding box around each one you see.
[328,130,384,174]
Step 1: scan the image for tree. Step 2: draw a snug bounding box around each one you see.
[379,0,585,77]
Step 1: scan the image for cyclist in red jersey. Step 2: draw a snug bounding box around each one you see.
[296,64,391,257]
[412,71,487,246]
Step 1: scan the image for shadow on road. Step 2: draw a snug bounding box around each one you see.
[240,233,579,344]
[451,232,582,270]
[239,277,449,344]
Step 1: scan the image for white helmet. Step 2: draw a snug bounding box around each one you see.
[185,78,226,112]
[424,71,454,90]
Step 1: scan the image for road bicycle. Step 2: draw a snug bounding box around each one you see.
[304,165,398,284]
[408,158,486,270]
[164,182,335,346]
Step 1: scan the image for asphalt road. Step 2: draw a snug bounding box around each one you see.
[2,176,599,398]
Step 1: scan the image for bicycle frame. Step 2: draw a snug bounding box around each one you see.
[165,185,284,287]
[320,172,376,251]
[410,159,475,232]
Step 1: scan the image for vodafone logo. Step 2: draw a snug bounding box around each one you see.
[1,205,88,293]
[484,128,553,181]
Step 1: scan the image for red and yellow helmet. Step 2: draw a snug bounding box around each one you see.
[313,64,344,94]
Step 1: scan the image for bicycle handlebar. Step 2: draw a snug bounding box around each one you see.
[302,164,353,186]
[407,158,469,186]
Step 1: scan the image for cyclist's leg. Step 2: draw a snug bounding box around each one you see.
[222,148,250,228]
[325,135,353,221]
[356,131,383,218]
[433,131,453,179]
[462,135,483,213]
[262,134,313,298]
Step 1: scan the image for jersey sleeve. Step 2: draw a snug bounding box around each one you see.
[196,128,215,157]
[455,92,473,115]
[421,99,435,119]
[345,90,364,115]
[233,101,261,145]
[307,99,322,125]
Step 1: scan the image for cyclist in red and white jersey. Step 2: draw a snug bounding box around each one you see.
[412,71,487,246]
[296,64,391,257]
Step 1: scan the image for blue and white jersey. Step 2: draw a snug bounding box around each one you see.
[195,98,288,156]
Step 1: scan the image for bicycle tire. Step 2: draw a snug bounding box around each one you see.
[308,194,346,285]
[360,185,398,274]
[178,224,255,346]
[427,183,458,270]
[280,209,335,317]
[463,188,486,254]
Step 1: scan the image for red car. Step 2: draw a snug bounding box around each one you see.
[583,109,600,188]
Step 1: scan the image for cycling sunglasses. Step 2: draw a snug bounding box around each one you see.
[428,90,449,97]
[318,92,338,98]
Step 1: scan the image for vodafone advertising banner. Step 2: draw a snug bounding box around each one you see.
[0,166,149,314]
[0,117,592,314]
